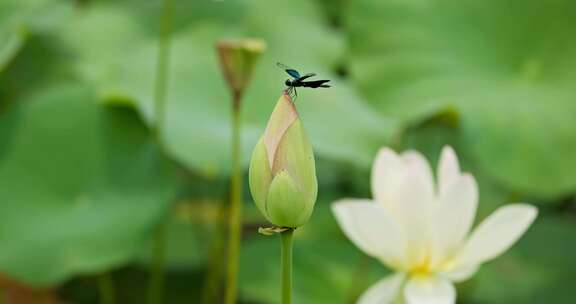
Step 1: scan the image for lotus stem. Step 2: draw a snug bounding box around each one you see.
[148,0,172,303]
[224,93,243,304]
[98,272,115,304]
[153,0,172,137]
[281,228,294,304]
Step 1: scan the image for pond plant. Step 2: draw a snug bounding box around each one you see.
[249,92,318,304]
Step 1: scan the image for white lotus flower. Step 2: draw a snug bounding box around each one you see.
[332,146,537,304]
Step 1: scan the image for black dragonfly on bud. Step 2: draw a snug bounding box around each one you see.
[277,62,331,100]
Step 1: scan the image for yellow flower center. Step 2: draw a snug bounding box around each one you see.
[409,254,432,276]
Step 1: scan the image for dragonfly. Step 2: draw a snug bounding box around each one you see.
[277,62,331,100]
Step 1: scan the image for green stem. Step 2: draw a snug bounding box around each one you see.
[154,0,172,138]
[148,218,167,304]
[98,272,115,304]
[224,98,243,304]
[200,202,227,304]
[281,229,294,304]
[147,0,172,303]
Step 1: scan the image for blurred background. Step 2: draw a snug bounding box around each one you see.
[1,0,576,303]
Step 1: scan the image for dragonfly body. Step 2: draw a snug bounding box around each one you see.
[277,62,331,100]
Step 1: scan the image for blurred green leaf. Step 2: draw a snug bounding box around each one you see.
[0,0,73,33]
[0,0,75,103]
[348,0,576,199]
[0,84,175,286]
[135,199,224,269]
[0,24,26,73]
[59,0,399,177]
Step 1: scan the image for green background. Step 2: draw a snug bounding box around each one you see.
[0,0,575,303]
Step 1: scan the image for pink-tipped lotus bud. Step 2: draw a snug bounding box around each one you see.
[249,93,318,227]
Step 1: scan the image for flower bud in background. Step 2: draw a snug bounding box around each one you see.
[216,38,266,105]
[249,93,318,228]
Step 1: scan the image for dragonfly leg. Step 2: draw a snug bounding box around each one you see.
[287,86,296,101]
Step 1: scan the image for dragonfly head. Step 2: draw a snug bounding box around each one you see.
[285,79,292,86]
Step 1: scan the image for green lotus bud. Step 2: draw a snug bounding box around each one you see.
[249,93,318,228]
[216,38,266,105]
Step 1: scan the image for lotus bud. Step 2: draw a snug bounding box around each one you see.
[216,38,266,106]
[249,93,318,228]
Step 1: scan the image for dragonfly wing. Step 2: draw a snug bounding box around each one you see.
[298,73,316,81]
[276,62,290,70]
[286,69,301,79]
[277,62,301,79]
